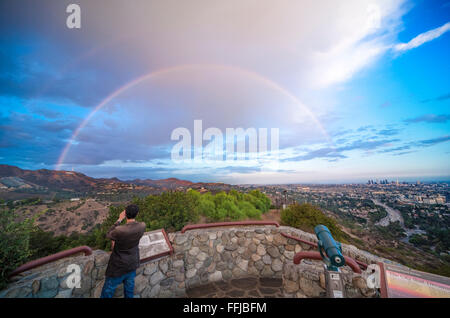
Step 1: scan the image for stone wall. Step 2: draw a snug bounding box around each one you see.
[0,225,385,298]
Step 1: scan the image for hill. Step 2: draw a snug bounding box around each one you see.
[0,165,100,191]
[0,165,229,197]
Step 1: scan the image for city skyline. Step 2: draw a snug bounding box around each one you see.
[1,0,449,184]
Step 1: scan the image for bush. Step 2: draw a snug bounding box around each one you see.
[281,203,346,241]
[79,189,272,250]
[29,229,65,260]
[409,234,430,246]
[238,201,261,219]
[196,189,270,221]
[197,193,216,219]
[0,209,34,289]
[135,191,200,231]
[247,190,271,212]
[375,222,406,239]
[368,208,388,223]
[0,189,274,278]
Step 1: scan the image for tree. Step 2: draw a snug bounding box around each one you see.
[134,191,200,232]
[0,188,274,280]
[197,193,217,220]
[0,208,34,289]
[238,201,261,219]
[248,190,271,212]
[281,203,346,241]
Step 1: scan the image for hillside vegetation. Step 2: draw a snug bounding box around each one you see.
[281,203,347,242]
[0,189,271,288]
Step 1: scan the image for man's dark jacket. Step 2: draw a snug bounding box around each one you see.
[105,221,146,277]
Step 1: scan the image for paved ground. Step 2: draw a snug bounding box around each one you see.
[186,277,284,298]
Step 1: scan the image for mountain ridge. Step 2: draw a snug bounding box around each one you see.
[0,164,206,191]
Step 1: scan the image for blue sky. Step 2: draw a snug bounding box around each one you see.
[0,0,449,184]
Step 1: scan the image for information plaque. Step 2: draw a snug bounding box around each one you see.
[379,262,450,298]
[138,229,173,263]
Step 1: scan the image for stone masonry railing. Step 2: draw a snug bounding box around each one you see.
[0,225,387,298]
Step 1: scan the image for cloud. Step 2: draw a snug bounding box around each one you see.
[414,135,450,147]
[332,129,354,137]
[330,125,400,144]
[281,147,347,162]
[0,112,78,166]
[377,128,401,136]
[0,47,128,108]
[39,120,79,133]
[30,107,63,119]
[357,125,373,132]
[380,101,392,108]
[393,22,450,53]
[392,150,415,156]
[421,93,450,103]
[338,139,399,151]
[379,145,411,153]
[376,135,450,156]
[0,0,407,103]
[282,138,397,162]
[404,114,450,124]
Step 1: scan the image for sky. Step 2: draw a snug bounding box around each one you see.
[0,0,449,184]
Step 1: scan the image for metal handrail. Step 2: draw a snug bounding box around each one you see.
[293,251,362,274]
[9,246,93,278]
[281,232,318,248]
[181,221,280,233]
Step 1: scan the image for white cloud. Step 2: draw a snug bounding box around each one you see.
[305,0,405,88]
[309,39,389,88]
[76,0,406,92]
[394,22,450,53]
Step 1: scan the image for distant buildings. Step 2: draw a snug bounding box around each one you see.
[367,179,390,185]
[367,179,410,185]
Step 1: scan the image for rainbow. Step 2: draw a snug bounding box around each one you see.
[55,64,331,170]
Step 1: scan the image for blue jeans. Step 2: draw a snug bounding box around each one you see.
[100,270,136,298]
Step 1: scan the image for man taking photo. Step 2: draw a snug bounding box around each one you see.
[100,204,146,298]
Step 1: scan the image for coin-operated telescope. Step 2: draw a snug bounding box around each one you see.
[314,225,346,298]
[314,225,346,271]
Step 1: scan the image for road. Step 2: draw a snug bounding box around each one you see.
[372,199,428,244]
[372,199,404,227]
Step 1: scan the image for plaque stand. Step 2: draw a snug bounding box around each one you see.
[139,229,174,264]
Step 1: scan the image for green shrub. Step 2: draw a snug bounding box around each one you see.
[239,201,261,219]
[0,189,273,279]
[281,203,346,241]
[134,191,200,231]
[409,234,430,246]
[0,209,34,289]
